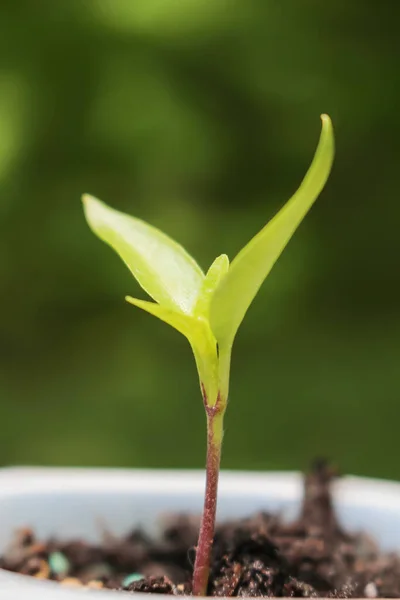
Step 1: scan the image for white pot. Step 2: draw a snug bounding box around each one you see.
[0,468,400,599]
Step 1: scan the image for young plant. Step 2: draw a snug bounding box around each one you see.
[82,114,334,596]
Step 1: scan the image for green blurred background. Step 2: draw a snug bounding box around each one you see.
[1,0,399,479]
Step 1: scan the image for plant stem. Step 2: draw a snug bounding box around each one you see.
[192,404,224,596]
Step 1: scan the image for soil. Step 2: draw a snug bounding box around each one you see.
[1,461,400,597]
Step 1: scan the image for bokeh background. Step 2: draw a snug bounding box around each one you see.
[1,0,400,479]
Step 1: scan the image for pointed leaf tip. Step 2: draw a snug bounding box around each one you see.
[82,193,96,208]
[210,115,334,348]
[83,194,204,314]
[194,254,230,318]
[125,295,197,340]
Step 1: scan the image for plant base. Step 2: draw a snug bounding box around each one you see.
[1,463,400,597]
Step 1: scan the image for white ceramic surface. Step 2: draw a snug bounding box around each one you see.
[0,468,400,599]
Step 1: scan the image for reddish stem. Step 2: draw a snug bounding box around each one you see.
[192,399,222,596]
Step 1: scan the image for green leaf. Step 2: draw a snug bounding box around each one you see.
[83,194,204,314]
[210,114,334,348]
[126,295,219,405]
[125,295,198,340]
[194,254,229,318]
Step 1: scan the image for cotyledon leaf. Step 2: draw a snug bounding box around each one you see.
[210,114,335,348]
[125,296,200,341]
[126,296,219,387]
[83,195,204,314]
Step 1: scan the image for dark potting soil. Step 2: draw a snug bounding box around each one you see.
[1,462,400,597]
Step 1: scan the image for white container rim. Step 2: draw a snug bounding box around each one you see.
[0,468,399,599]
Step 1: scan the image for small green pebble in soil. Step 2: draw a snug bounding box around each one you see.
[48,551,70,575]
[122,573,145,587]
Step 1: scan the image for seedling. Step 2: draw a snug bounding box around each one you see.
[82,115,334,596]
